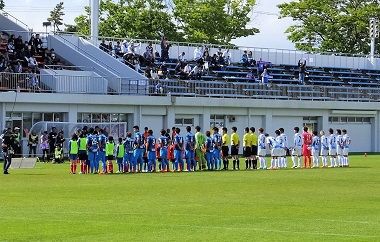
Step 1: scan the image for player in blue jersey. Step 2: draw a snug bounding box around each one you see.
[124,132,135,173]
[145,129,157,172]
[87,128,99,174]
[173,128,184,171]
[158,129,170,172]
[133,126,145,172]
[97,129,107,173]
[205,131,214,170]
[212,127,222,170]
[184,126,195,172]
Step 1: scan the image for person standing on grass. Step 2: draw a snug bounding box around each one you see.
[243,127,252,170]
[98,129,107,174]
[87,128,99,174]
[257,128,267,169]
[184,126,196,172]
[311,131,320,168]
[302,127,312,168]
[68,133,79,174]
[1,128,14,175]
[230,127,240,170]
[328,128,337,168]
[78,132,88,174]
[105,136,115,174]
[279,128,288,168]
[221,127,230,170]
[116,137,125,173]
[133,126,145,172]
[146,130,157,172]
[173,128,184,171]
[212,127,222,170]
[40,131,49,163]
[195,126,207,171]
[250,127,258,169]
[205,131,214,170]
[336,129,344,167]
[124,132,135,173]
[291,127,302,168]
[158,129,170,172]
[342,129,351,167]
[320,131,329,168]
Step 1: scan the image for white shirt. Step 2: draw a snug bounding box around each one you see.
[321,135,329,150]
[184,65,192,74]
[194,48,202,60]
[294,133,302,147]
[258,133,266,149]
[336,135,344,149]
[343,134,351,148]
[280,133,288,148]
[276,136,285,148]
[267,136,278,149]
[328,134,337,149]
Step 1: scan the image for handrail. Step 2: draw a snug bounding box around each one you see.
[58,31,380,59]
[1,10,31,31]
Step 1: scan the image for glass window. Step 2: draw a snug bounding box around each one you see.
[44,113,53,121]
[92,113,101,123]
[363,117,371,123]
[340,117,348,123]
[331,117,339,123]
[184,118,193,125]
[54,113,63,122]
[111,114,119,122]
[175,118,183,125]
[119,114,127,122]
[102,113,110,123]
[347,117,355,123]
[23,113,32,137]
[77,113,82,123]
[12,112,22,118]
[32,113,42,124]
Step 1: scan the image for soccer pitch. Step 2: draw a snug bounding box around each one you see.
[0,155,379,241]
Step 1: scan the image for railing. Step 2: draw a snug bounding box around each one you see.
[59,32,380,70]
[0,10,31,31]
[1,72,380,102]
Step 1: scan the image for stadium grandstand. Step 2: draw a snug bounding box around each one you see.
[0,9,380,155]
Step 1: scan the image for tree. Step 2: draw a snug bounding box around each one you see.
[74,0,182,41]
[73,0,259,45]
[278,0,380,54]
[47,2,65,32]
[0,0,5,10]
[172,0,259,45]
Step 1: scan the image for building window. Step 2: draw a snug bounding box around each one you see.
[329,116,372,124]
[175,118,194,126]
[77,113,128,123]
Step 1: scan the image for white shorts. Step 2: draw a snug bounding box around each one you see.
[343,148,349,156]
[337,148,343,156]
[292,147,302,156]
[329,149,337,156]
[271,148,283,157]
[312,149,320,157]
[280,148,287,157]
[258,148,267,157]
[320,149,328,156]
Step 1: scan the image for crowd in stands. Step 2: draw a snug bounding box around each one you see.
[0,32,61,91]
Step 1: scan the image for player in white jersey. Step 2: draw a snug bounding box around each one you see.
[257,128,267,169]
[328,128,337,167]
[267,131,281,169]
[336,129,344,167]
[291,127,303,168]
[311,131,320,168]
[342,129,351,167]
[279,128,288,168]
[319,131,329,167]
[275,130,285,169]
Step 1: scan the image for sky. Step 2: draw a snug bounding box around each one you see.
[3,0,295,50]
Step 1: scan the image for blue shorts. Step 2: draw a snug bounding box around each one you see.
[148,151,156,161]
[69,154,78,161]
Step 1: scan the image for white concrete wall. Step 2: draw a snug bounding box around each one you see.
[1,92,379,152]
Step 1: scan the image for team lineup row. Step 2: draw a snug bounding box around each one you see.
[66,125,352,174]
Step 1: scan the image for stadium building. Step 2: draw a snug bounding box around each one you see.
[1,11,380,154]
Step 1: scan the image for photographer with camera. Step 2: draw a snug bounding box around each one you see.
[1,128,15,175]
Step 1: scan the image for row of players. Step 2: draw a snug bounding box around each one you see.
[66,125,351,174]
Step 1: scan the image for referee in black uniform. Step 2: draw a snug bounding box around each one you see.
[2,128,14,174]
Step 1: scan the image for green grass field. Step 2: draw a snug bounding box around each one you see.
[0,155,379,241]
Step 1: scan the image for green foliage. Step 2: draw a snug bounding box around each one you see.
[47,2,65,32]
[278,0,380,54]
[173,0,259,44]
[73,0,259,44]
[0,156,379,240]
